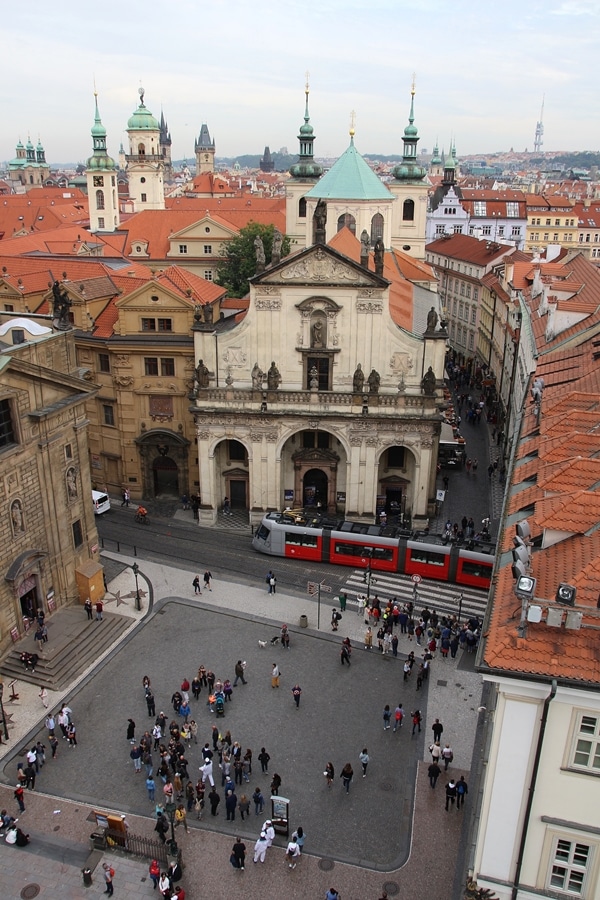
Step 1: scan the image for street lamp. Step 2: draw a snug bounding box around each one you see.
[362,547,376,603]
[164,800,178,856]
[0,681,9,742]
[132,562,141,612]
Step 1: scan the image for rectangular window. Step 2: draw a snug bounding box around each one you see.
[436,225,445,235]
[204,270,213,281]
[498,225,505,235]
[460,282,465,296]
[473,201,487,216]
[555,219,561,227]
[141,193,147,203]
[285,531,319,548]
[65,443,73,460]
[571,713,600,771]
[103,404,115,427]
[12,329,25,345]
[469,226,474,235]
[203,245,212,254]
[466,284,471,299]
[554,234,559,242]
[506,202,519,217]
[546,219,551,226]
[99,353,110,373]
[453,225,462,234]
[471,308,477,324]
[144,357,159,376]
[549,838,590,895]
[4,304,14,312]
[141,318,156,331]
[408,546,447,567]
[97,217,105,229]
[157,318,172,332]
[72,519,83,548]
[0,398,17,450]
[473,288,479,302]
[160,358,175,376]
[482,225,492,236]
[544,234,550,241]
[512,226,521,236]
[468,332,474,350]
[179,244,187,254]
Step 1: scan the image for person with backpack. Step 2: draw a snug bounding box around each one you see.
[393,704,403,732]
[102,862,115,896]
[331,608,341,631]
[411,709,422,734]
[192,575,201,595]
[456,775,468,809]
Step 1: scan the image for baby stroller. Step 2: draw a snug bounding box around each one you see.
[215,693,225,718]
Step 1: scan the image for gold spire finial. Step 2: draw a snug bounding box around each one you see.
[349,109,356,138]
[411,72,416,96]
[305,70,310,93]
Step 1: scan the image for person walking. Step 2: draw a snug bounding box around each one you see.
[39,687,48,709]
[393,704,403,732]
[174,803,190,834]
[411,709,422,734]
[208,787,220,816]
[67,721,77,748]
[324,761,334,788]
[49,735,58,759]
[270,773,281,796]
[121,488,130,507]
[271,663,280,688]
[254,831,269,864]
[266,571,276,594]
[233,660,247,687]
[432,718,444,743]
[364,626,373,650]
[231,837,246,870]
[84,597,93,620]
[95,599,103,621]
[258,747,270,773]
[146,690,156,718]
[430,741,442,765]
[359,748,370,777]
[340,762,353,793]
[252,787,264,816]
[383,705,391,730]
[102,862,115,896]
[149,859,160,890]
[203,570,212,591]
[441,743,454,771]
[445,778,457,811]
[456,775,468,809]
[223,496,232,516]
[225,789,237,821]
[146,774,156,801]
[14,784,25,812]
[192,575,201,595]
[428,760,441,789]
[238,793,250,820]
[340,643,351,666]
[286,835,301,868]
[292,684,302,708]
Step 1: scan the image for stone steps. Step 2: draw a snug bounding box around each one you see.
[0,608,131,691]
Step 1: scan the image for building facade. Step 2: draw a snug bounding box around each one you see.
[86,94,120,233]
[125,88,165,212]
[0,314,100,655]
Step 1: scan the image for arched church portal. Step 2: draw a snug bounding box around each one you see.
[153,456,179,496]
[303,468,328,508]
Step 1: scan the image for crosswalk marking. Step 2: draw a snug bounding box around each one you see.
[340,570,489,622]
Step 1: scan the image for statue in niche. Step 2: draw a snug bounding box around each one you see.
[195,359,210,389]
[426,306,439,332]
[309,366,319,390]
[267,361,281,390]
[353,364,365,393]
[254,236,266,273]
[51,280,71,327]
[314,199,327,244]
[66,467,78,500]
[271,227,283,265]
[368,368,381,393]
[203,304,214,324]
[311,319,325,348]
[421,365,436,395]
[374,238,385,275]
[360,230,370,265]
[251,362,264,390]
[11,499,25,533]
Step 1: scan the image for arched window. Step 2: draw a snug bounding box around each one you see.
[403,199,415,221]
[96,189,105,210]
[299,197,307,218]
[138,143,146,156]
[337,213,356,235]
[371,213,384,244]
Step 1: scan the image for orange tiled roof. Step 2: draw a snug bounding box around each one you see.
[426,233,515,266]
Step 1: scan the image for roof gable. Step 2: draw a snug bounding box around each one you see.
[252,242,389,289]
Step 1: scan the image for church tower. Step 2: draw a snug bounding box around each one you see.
[285,80,324,248]
[388,83,428,258]
[126,87,165,211]
[195,124,215,174]
[159,110,172,179]
[86,93,120,233]
[429,141,443,177]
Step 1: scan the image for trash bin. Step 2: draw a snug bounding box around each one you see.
[82,868,93,886]
[90,831,106,850]
[299,614,308,628]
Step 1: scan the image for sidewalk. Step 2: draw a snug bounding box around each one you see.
[0,553,483,900]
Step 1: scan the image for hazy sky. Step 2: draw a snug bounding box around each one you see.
[2,0,597,167]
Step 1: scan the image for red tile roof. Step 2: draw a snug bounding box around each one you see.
[426,233,515,266]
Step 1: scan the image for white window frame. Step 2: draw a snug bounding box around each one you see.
[547,836,592,896]
[570,712,600,772]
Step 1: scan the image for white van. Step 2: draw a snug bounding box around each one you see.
[92,490,111,515]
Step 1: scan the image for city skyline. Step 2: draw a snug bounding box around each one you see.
[2,0,598,167]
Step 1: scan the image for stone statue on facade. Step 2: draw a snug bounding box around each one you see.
[267,361,281,390]
[51,280,72,328]
[353,364,365,393]
[271,227,283,266]
[426,306,439,332]
[314,199,327,244]
[368,368,381,393]
[312,319,325,348]
[203,303,214,324]
[374,238,384,276]
[254,236,266,273]
[421,365,436,395]
[309,365,319,390]
[251,362,264,390]
[360,230,370,267]
[195,359,210,389]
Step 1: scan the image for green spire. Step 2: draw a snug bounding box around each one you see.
[87,93,116,171]
[289,77,322,179]
[392,80,426,182]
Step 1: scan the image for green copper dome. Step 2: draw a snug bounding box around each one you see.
[127,88,159,131]
[306,136,390,200]
[87,94,116,171]
[289,83,322,180]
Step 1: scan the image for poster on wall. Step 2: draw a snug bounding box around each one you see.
[284,490,294,504]
[336,492,346,503]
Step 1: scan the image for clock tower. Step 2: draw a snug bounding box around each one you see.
[125,87,165,211]
[86,93,120,233]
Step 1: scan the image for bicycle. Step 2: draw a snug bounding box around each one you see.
[135,511,149,525]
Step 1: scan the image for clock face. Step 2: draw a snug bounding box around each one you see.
[93,175,104,187]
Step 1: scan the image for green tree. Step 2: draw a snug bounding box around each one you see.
[215,222,291,298]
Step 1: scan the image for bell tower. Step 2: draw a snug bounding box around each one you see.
[125,87,165,211]
[86,93,120,233]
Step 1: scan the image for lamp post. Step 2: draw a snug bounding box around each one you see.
[164,800,178,856]
[0,681,9,742]
[362,547,376,603]
[132,562,141,612]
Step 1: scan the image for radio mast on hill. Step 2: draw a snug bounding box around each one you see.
[533,96,544,154]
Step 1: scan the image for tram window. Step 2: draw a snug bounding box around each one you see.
[461,560,492,578]
[285,532,318,547]
[409,548,446,567]
[334,543,393,561]
[256,525,270,541]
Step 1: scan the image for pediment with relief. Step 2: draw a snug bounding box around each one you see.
[255,245,388,288]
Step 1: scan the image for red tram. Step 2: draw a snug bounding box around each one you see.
[252,512,494,590]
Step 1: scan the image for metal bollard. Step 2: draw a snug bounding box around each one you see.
[82,867,93,887]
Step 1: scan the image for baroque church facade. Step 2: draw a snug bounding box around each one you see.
[191,88,446,527]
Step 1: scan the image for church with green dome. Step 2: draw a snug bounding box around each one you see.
[8,136,50,190]
[124,88,165,212]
